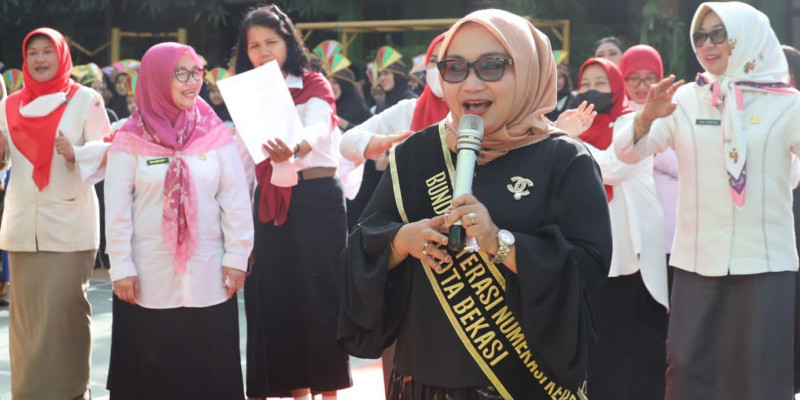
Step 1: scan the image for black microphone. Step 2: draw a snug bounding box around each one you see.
[448,114,484,252]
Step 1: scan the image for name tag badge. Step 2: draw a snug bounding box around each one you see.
[696,119,721,126]
[146,157,170,166]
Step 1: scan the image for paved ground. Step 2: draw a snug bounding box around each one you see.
[0,269,382,400]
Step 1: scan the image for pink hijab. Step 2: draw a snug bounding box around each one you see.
[110,42,233,274]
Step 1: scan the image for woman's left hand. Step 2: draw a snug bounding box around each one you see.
[445,194,500,254]
[222,266,245,298]
[55,130,75,162]
[555,101,596,138]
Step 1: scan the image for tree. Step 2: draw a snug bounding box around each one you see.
[639,0,688,79]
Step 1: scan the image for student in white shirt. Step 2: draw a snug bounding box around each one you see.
[233,6,351,400]
[104,42,253,398]
[615,3,800,398]
[0,28,111,400]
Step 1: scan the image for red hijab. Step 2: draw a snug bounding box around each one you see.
[410,33,449,131]
[619,44,663,81]
[577,57,632,201]
[5,28,81,190]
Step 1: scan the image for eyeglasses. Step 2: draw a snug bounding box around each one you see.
[437,56,514,83]
[692,27,727,48]
[625,75,659,88]
[173,67,204,83]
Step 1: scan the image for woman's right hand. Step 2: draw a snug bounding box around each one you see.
[113,276,140,305]
[262,138,294,163]
[390,215,450,271]
[364,131,414,160]
[640,75,685,126]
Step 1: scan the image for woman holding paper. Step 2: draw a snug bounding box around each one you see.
[104,42,253,398]
[0,28,112,400]
[233,5,351,400]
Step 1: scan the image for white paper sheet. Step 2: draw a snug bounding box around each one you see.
[217,61,301,187]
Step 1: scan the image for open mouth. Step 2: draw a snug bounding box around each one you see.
[181,90,197,98]
[464,100,492,114]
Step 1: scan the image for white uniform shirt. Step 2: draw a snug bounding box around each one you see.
[0,86,111,252]
[631,100,679,252]
[286,74,338,170]
[340,98,418,165]
[614,83,800,276]
[105,142,254,308]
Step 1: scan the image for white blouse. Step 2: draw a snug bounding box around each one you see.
[286,74,338,170]
[0,86,111,252]
[339,98,417,165]
[581,121,668,308]
[105,142,254,309]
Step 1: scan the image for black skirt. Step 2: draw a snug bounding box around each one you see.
[246,176,352,397]
[666,269,795,400]
[587,271,668,400]
[107,295,244,400]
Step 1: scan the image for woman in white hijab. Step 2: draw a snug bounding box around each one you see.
[614,2,800,399]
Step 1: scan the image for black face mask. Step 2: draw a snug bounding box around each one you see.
[575,90,614,114]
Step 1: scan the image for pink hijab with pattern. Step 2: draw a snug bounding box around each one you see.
[110,42,233,274]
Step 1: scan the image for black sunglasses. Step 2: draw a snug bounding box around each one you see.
[437,56,514,83]
[692,27,727,48]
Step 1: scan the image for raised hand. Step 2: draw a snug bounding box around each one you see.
[640,75,685,125]
[364,131,414,160]
[555,101,597,138]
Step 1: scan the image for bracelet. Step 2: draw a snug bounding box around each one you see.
[293,144,301,157]
[634,113,652,133]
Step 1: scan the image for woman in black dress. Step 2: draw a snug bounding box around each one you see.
[339,9,612,400]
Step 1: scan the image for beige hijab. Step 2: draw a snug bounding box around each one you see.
[440,9,562,164]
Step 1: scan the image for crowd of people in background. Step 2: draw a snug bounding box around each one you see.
[0,1,799,400]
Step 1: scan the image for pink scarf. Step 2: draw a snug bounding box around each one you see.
[109,43,233,274]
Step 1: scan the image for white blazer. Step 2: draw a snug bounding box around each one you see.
[0,86,111,252]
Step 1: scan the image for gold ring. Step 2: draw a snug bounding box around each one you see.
[468,212,476,225]
[422,242,429,255]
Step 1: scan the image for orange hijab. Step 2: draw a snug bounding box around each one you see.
[439,9,562,164]
[5,28,80,190]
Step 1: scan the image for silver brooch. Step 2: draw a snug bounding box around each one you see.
[507,177,533,200]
